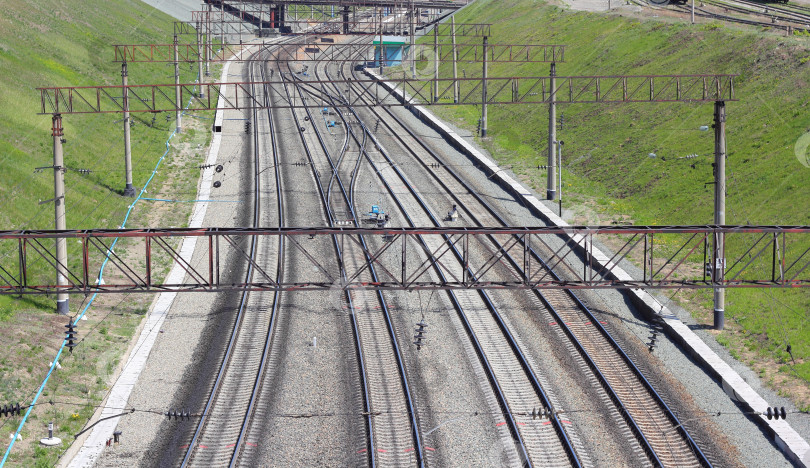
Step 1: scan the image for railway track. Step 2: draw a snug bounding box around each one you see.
[340,54,713,466]
[298,44,586,466]
[635,0,810,32]
[177,21,713,466]
[181,45,285,467]
[281,52,424,466]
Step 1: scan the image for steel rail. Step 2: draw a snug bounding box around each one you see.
[278,57,379,464]
[305,55,425,465]
[704,0,810,23]
[364,68,711,466]
[181,44,280,467]
[228,47,287,467]
[337,60,579,466]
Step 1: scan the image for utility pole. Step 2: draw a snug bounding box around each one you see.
[174,35,182,133]
[481,35,488,138]
[205,4,212,77]
[692,0,696,24]
[713,101,727,330]
[410,0,416,77]
[433,22,439,102]
[452,16,459,104]
[342,6,350,35]
[197,20,205,98]
[557,140,563,216]
[379,8,385,76]
[121,62,136,197]
[547,62,557,200]
[52,115,69,315]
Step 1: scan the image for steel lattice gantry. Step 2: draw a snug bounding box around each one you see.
[1,226,808,295]
[205,0,468,9]
[112,41,563,63]
[37,74,736,114]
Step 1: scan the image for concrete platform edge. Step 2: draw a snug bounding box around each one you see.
[366,69,810,467]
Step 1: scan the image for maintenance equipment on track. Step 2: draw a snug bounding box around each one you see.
[366,205,389,227]
[445,204,459,222]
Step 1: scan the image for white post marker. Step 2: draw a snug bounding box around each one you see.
[40,422,61,446]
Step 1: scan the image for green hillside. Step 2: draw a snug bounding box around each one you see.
[0,1,202,314]
[0,1,208,464]
[429,0,810,406]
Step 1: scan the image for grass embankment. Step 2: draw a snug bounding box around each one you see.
[0,1,213,465]
[426,0,810,408]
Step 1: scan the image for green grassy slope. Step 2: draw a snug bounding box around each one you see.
[431,1,810,403]
[0,0,201,315]
[0,1,208,464]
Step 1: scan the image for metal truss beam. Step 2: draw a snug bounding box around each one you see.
[1,226,807,295]
[112,42,564,63]
[174,10,492,37]
[37,74,736,115]
[175,19,489,37]
[206,0,466,8]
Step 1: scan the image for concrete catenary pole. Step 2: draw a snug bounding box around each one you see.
[713,101,727,330]
[547,62,557,200]
[410,0,416,76]
[433,22,439,102]
[692,0,696,24]
[121,62,135,197]
[52,115,69,315]
[197,21,205,98]
[481,35,488,137]
[452,16,459,104]
[174,34,182,133]
[205,4,212,77]
[379,8,385,76]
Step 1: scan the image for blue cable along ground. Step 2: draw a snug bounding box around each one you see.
[0,87,203,466]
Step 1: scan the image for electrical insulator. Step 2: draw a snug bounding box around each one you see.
[244,121,251,134]
[65,320,78,353]
[765,407,787,420]
[413,321,428,350]
[165,409,191,420]
[0,404,22,417]
[648,331,658,352]
[531,407,550,420]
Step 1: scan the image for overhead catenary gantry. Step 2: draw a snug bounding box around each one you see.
[112,42,565,63]
[204,0,467,7]
[37,74,736,114]
[1,226,807,295]
[173,17,490,36]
